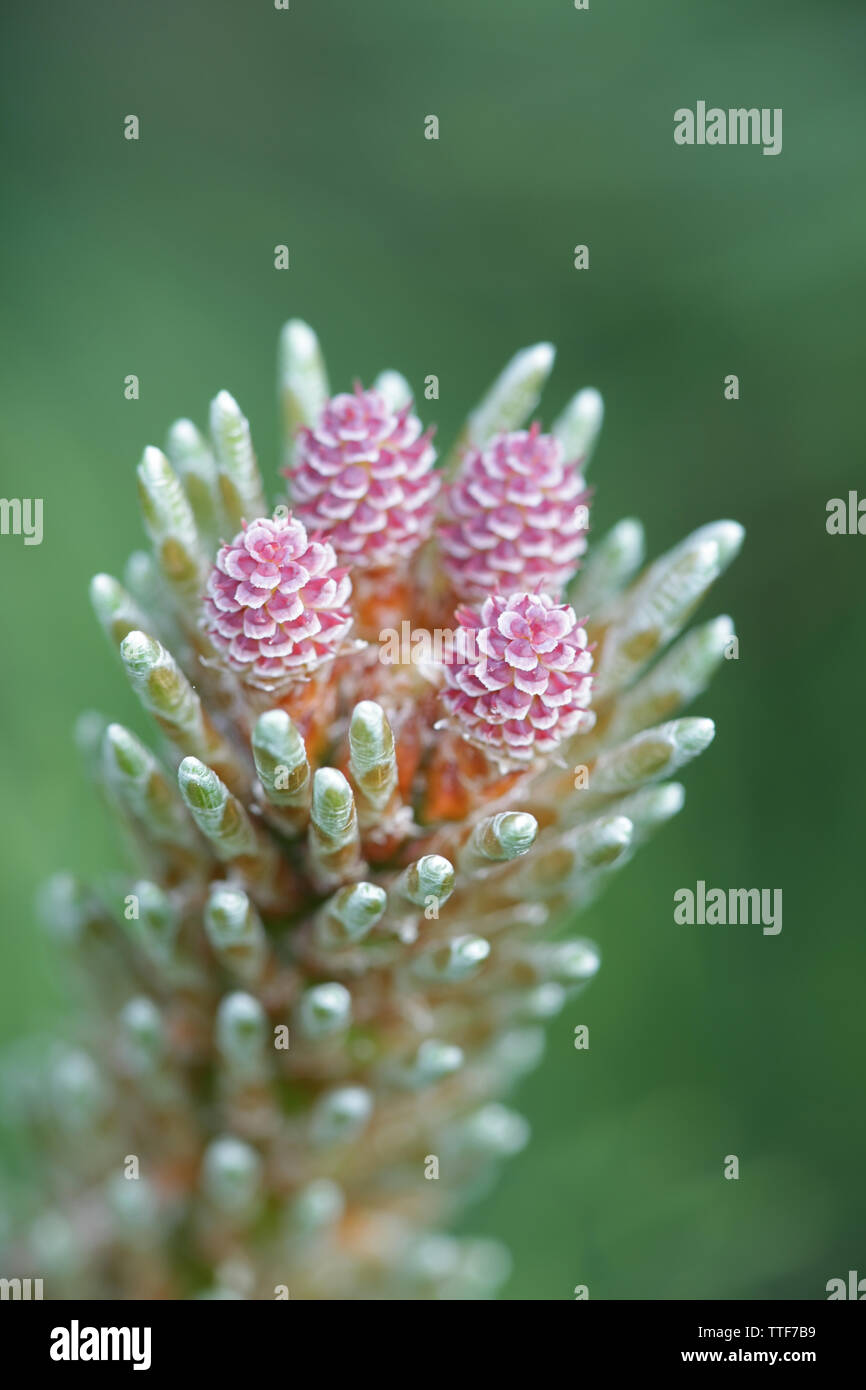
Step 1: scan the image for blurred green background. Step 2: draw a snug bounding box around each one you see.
[1,0,864,1299]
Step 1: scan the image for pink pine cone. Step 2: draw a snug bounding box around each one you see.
[203,513,353,688]
[440,591,595,763]
[287,385,439,568]
[439,423,590,600]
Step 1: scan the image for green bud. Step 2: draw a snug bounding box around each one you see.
[286,1178,345,1233]
[406,1038,463,1087]
[278,319,329,470]
[467,343,555,448]
[51,1049,108,1132]
[348,701,397,816]
[459,811,537,873]
[599,522,744,695]
[103,723,197,849]
[395,855,455,909]
[308,769,363,889]
[202,1135,262,1214]
[411,934,490,984]
[209,390,267,533]
[119,996,166,1074]
[568,517,645,613]
[315,881,387,949]
[252,709,311,824]
[177,758,258,861]
[373,370,412,410]
[90,573,151,648]
[137,445,206,602]
[296,982,353,1039]
[204,882,267,981]
[609,616,735,740]
[106,1173,159,1235]
[165,418,220,544]
[131,879,180,962]
[552,386,604,470]
[309,1085,373,1147]
[450,1103,530,1158]
[216,992,267,1074]
[591,720,715,795]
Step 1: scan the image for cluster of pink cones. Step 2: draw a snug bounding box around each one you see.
[3,322,741,1300]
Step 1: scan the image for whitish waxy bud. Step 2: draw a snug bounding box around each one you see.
[403,1039,464,1088]
[411,934,491,984]
[279,319,330,470]
[131,879,180,962]
[124,549,164,607]
[286,1179,345,1234]
[309,1086,373,1147]
[608,615,735,740]
[458,811,537,875]
[552,386,604,470]
[448,1103,530,1158]
[36,873,89,945]
[90,573,151,648]
[459,343,556,460]
[573,814,634,869]
[137,446,206,603]
[521,940,601,987]
[690,519,744,569]
[311,768,356,839]
[614,781,686,838]
[523,983,567,1019]
[120,630,241,790]
[373,369,412,411]
[165,418,220,544]
[394,855,455,909]
[177,758,257,861]
[517,815,633,902]
[75,711,110,780]
[180,759,283,906]
[296,982,353,1039]
[401,1234,461,1285]
[29,1213,80,1277]
[50,1050,108,1132]
[314,882,387,950]
[216,992,267,1075]
[202,1136,262,1214]
[210,390,267,532]
[403,1235,512,1301]
[119,996,166,1074]
[308,768,363,890]
[348,701,398,818]
[122,550,181,650]
[487,1028,546,1079]
[569,518,645,613]
[106,1173,159,1236]
[598,521,744,694]
[252,709,311,829]
[590,719,715,795]
[446,1239,513,1299]
[103,723,198,851]
[204,883,267,982]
